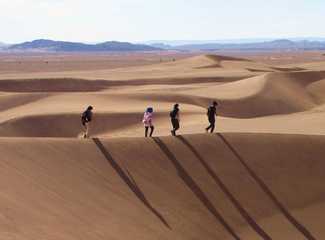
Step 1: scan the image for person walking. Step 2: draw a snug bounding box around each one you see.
[81,106,93,138]
[206,101,218,133]
[170,103,180,136]
[143,107,154,137]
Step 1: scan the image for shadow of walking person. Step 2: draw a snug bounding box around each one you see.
[216,133,316,240]
[176,135,271,240]
[152,137,240,240]
[93,138,171,229]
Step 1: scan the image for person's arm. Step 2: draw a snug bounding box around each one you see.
[142,113,146,123]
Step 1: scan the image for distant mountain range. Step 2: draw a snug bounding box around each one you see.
[1,39,325,52]
[6,39,160,52]
[151,39,325,51]
[143,38,325,46]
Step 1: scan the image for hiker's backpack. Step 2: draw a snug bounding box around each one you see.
[81,111,88,121]
[170,109,177,118]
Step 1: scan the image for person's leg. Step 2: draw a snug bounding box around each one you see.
[176,120,180,131]
[208,118,214,133]
[206,118,211,132]
[171,119,176,136]
[210,122,215,133]
[209,118,215,133]
[206,118,213,132]
[145,126,149,137]
[174,119,180,135]
[84,122,89,138]
[81,120,86,137]
[149,126,154,137]
[82,125,85,137]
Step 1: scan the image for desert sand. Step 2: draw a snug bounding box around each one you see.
[0,52,324,239]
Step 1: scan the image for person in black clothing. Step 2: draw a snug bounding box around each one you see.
[170,103,180,136]
[81,106,93,138]
[205,101,218,133]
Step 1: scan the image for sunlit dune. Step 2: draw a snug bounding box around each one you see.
[0,53,324,239]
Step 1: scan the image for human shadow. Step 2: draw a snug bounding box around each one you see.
[176,135,271,240]
[93,138,171,229]
[216,133,316,240]
[152,137,240,240]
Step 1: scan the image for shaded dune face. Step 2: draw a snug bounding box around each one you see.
[0,75,249,92]
[0,93,50,112]
[0,78,111,92]
[0,133,324,239]
[0,112,202,137]
[0,113,157,137]
[218,71,325,117]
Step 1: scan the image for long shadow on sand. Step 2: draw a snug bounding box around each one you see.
[152,137,240,240]
[93,138,171,229]
[216,133,317,240]
[176,135,271,240]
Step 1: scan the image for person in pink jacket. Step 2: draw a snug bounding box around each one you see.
[142,107,154,137]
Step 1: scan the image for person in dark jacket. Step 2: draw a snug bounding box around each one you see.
[81,106,93,138]
[205,101,218,133]
[170,103,180,136]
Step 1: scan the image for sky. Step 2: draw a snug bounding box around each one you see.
[0,0,324,43]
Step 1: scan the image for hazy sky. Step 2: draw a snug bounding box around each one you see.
[1,0,324,43]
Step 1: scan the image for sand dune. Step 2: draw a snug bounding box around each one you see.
[0,55,258,81]
[125,70,325,118]
[0,53,324,239]
[0,133,324,239]
[0,54,324,136]
[0,56,324,138]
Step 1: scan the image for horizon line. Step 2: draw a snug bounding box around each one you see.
[2,37,325,46]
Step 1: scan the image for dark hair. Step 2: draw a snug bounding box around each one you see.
[213,101,218,106]
[87,106,93,110]
[174,103,179,108]
[147,107,153,113]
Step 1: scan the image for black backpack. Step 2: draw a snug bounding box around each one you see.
[81,111,86,119]
[170,109,177,118]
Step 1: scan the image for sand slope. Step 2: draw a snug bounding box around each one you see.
[0,133,324,240]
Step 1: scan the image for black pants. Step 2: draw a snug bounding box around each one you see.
[171,118,180,136]
[206,118,215,133]
[145,126,154,137]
